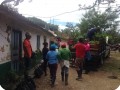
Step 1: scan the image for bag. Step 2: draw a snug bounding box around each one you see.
[15,76,36,90]
[26,76,36,90]
[34,65,43,78]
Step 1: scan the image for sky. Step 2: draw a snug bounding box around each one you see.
[16,0,92,29]
[0,0,120,29]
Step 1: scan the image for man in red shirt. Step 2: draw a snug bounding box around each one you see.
[23,32,32,70]
[74,38,86,80]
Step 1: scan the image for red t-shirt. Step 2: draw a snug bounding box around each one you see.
[23,39,32,58]
[74,42,86,58]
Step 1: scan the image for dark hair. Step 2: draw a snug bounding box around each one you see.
[79,38,84,43]
[61,44,66,48]
[43,42,48,46]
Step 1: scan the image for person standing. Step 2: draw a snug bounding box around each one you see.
[59,44,71,85]
[84,39,91,74]
[69,45,76,67]
[42,42,49,76]
[46,45,59,87]
[23,32,32,70]
[74,38,86,80]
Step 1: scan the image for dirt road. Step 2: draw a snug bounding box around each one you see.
[35,52,120,90]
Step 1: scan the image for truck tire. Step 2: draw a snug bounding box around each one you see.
[100,56,104,65]
[106,50,110,58]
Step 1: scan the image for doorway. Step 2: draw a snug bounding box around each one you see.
[11,30,22,72]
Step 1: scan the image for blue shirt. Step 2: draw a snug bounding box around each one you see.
[46,51,58,64]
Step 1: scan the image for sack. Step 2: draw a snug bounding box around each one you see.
[60,60,70,68]
[15,76,36,90]
[26,76,36,90]
[34,65,43,78]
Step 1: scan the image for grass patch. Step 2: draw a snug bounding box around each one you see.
[100,52,120,76]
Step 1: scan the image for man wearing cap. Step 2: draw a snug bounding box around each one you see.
[73,38,86,81]
[23,32,32,70]
[59,44,71,85]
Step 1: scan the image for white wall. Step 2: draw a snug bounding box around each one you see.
[0,19,53,64]
[22,30,51,53]
[0,22,11,64]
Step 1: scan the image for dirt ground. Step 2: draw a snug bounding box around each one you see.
[34,51,120,90]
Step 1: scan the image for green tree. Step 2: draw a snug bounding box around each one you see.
[78,8,118,34]
[62,22,82,42]
[77,8,119,43]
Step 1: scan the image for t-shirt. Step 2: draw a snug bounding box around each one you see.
[59,48,71,60]
[85,43,90,51]
[74,42,86,58]
[23,39,32,58]
[42,47,49,60]
[46,51,58,64]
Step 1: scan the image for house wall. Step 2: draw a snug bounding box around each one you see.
[21,29,50,53]
[0,21,11,83]
[0,11,55,84]
[0,22,11,64]
[0,24,52,65]
[0,15,53,65]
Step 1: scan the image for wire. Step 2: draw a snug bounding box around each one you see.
[21,9,80,19]
[19,0,120,19]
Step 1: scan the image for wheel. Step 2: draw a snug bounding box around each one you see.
[100,56,104,65]
[106,50,110,58]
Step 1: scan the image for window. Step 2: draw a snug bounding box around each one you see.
[37,35,40,49]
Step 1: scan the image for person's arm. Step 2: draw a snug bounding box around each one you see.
[73,44,76,49]
[57,50,62,62]
[46,52,49,61]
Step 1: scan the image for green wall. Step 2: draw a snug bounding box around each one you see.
[0,61,11,84]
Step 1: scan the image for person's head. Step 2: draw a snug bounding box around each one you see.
[61,44,66,48]
[51,41,54,44]
[25,32,31,39]
[43,42,48,47]
[50,45,56,51]
[79,38,84,43]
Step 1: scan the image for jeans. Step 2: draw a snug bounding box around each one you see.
[61,66,69,76]
[24,57,31,69]
[43,60,48,75]
[61,66,69,82]
[48,63,58,85]
[75,58,84,78]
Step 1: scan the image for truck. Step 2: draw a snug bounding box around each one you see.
[87,27,110,68]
